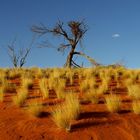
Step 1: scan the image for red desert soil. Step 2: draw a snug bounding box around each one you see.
[0,78,140,140]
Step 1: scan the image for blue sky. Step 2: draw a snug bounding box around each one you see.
[0,0,140,68]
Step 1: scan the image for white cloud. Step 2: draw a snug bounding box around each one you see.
[112,33,120,38]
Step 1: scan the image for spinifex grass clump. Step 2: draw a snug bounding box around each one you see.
[8,69,22,79]
[80,78,96,93]
[48,76,58,90]
[0,88,4,102]
[13,88,28,107]
[21,77,34,89]
[34,68,44,78]
[105,94,121,113]
[83,89,99,104]
[65,68,74,85]
[132,100,140,114]
[39,78,49,99]
[127,84,140,100]
[52,93,80,131]
[55,79,66,99]
[0,78,9,92]
[27,101,43,117]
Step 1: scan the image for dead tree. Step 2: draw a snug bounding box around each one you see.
[7,40,31,68]
[31,20,99,68]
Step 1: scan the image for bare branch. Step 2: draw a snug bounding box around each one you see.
[7,37,34,68]
[19,48,31,67]
[31,20,91,68]
[57,44,71,52]
[71,60,81,68]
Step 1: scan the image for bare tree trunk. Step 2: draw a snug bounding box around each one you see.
[65,48,75,68]
[65,51,100,68]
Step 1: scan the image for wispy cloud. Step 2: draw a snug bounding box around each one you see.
[112,33,120,38]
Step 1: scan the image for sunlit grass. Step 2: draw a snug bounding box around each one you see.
[83,89,99,104]
[0,88,4,102]
[27,101,43,117]
[105,94,121,113]
[21,77,33,89]
[39,78,49,99]
[132,100,140,114]
[55,79,66,99]
[13,88,28,107]
[52,93,80,131]
[127,84,140,100]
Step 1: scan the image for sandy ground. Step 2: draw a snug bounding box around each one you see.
[0,78,140,140]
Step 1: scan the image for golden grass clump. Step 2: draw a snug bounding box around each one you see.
[80,78,96,93]
[13,88,28,107]
[55,79,66,99]
[52,68,62,79]
[97,82,108,95]
[52,93,80,131]
[0,77,16,93]
[34,68,44,78]
[8,69,22,79]
[83,89,99,104]
[0,88,4,102]
[132,101,140,114]
[65,68,74,84]
[124,78,134,87]
[27,101,43,117]
[127,84,140,100]
[21,77,33,89]
[105,94,121,113]
[48,76,58,90]
[80,80,90,93]
[0,71,6,82]
[39,78,49,99]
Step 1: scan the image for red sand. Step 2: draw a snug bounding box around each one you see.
[0,78,140,140]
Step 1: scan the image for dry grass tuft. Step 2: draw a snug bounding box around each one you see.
[0,88,4,102]
[52,93,80,131]
[83,89,99,104]
[127,84,140,100]
[21,78,33,89]
[13,88,28,107]
[27,101,43,117]
[105,94,121,113]
[55,79,66,99]
[39,78,49,99]
[132,101,140,114]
